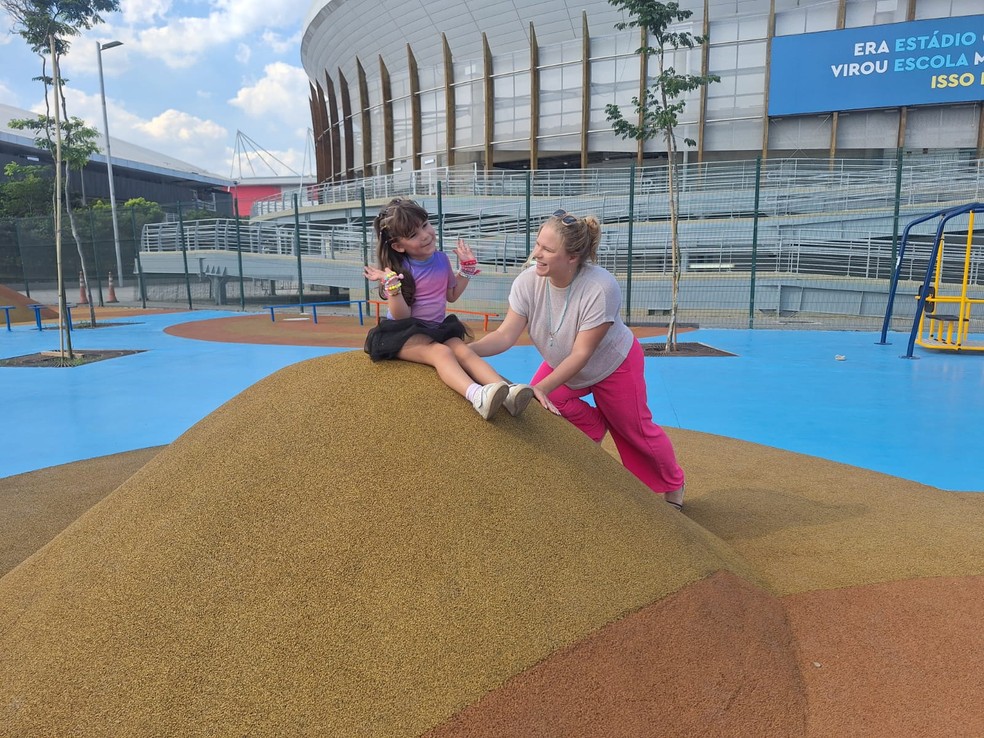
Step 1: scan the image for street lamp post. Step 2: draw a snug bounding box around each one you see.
[97,40,124,287]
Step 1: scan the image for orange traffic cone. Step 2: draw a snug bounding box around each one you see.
[107,271,119,303]
[79,271,89,305]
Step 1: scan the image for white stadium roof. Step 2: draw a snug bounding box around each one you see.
[0,102,230,188]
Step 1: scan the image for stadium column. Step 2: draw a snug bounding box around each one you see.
[529,23,539,172]
[828,0,848,162]
[357,59,372,179]
[443,34,456,169]
[325,73,341,183]
[761,1,776,158]
[338,69,355,180]
[581,12,590,170]
[380,57,394,175]
[408,47,421,173]
[483,33,493,171]
[698,0,710,165]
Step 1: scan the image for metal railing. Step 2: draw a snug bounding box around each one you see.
[144,154,984,287]
[141,218,367,260]
[250,156,984,219]
[121,155,984,330]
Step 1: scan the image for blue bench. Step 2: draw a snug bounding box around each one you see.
[264,300,367,326]
[29,304,74,332]
[0,305,13,331]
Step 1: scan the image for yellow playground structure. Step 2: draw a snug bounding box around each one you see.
[881,202,984,357]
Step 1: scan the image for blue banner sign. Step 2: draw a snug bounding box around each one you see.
[769,15,984,116]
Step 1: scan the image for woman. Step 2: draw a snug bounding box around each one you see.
[470,209,686,509]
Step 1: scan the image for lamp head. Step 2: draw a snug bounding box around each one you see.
[100,40,123,51]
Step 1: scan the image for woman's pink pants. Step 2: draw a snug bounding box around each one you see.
[531,340,685,494]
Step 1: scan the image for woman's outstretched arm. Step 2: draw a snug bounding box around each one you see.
[469,309,527,357]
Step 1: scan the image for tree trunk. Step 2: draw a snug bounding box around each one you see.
[64,171,98,327]
[50,36,73,361]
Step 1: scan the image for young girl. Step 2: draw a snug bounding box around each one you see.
[470,209,686,509]
[363,197,536,420]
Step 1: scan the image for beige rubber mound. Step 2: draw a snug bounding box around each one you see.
[0,448,161,577]
[4,348,984,735]
[0,351,756,735]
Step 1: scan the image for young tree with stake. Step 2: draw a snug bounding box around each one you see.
[605,0,718,351]
[2,0,121,348]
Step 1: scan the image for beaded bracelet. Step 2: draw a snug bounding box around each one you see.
[458,258,480,278]
[383,270,403,293]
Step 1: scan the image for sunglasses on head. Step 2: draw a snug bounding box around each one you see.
[553,209,578,226]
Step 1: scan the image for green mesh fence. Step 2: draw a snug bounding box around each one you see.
[3,162,983,333]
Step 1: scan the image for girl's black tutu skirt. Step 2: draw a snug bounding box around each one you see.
[364,314,472,361]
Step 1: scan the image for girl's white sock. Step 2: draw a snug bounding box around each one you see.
[465,383,481,402]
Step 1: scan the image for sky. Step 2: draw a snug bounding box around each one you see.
[0,0,315,181]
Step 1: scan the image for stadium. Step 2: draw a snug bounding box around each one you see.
[147,0,972,333]
[300,0,984,177]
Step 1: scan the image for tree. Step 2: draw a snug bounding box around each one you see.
[10,114,102,327]
[0,162,54,217]
[605,0,718,351]
[2,0,121,351]
[91,196,165,279]
[120,197,164,223]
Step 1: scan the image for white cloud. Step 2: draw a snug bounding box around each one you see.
[120,0,172,25]
[133,109,230,175]
[57,86,230,173]
[132,1,307,68]
[260,29,302,55]
[62,34,131,79]
[235,43,251,65]
[48,87,109,134]
[135,108,225,143]
[229,62,308,126]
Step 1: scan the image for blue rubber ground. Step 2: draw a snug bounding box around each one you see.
[2,312,980,491]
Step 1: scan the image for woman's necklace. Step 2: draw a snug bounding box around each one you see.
[545,271,578,347]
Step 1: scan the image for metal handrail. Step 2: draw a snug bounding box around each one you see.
[249,156,984,218]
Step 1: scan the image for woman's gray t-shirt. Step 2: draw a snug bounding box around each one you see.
[508,263,634,389]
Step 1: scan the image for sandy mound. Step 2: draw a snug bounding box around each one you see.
[0,448,161,577]
[0,284,54,324]
[0,351,772,735]
[3,349,984,735]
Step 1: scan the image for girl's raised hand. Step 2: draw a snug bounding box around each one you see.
[453,238,475,264]
[454,239,480,277]
[364,265,402,283]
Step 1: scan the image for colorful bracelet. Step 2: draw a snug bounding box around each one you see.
[383,271,403,293]
[458,258,480,278]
